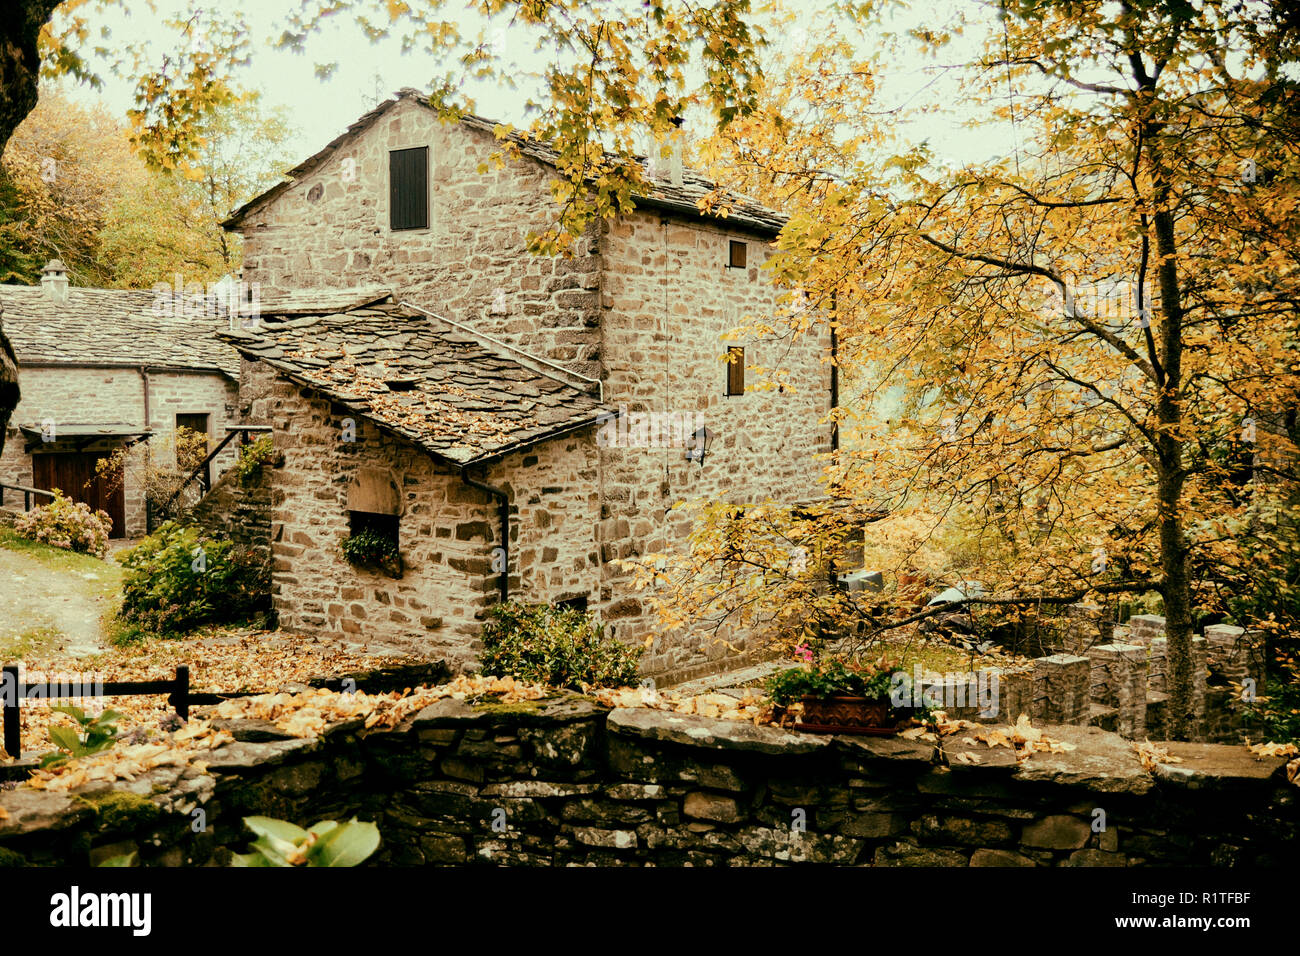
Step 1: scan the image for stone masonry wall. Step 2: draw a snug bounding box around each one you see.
[0,365,239,536]
[1,700,1295,868]
[185,457,272,565]
[235,97,602,377]
[595,211,833,681]
[259,365,601,665]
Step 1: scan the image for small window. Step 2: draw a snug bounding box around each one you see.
[389,146,429,231]
[726,347,745,396]
[175,413,210,480]
[350,510,399,547]
[728,240,747,269]
[555,595,589,614]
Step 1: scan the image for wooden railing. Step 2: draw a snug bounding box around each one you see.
[0,482,56,513]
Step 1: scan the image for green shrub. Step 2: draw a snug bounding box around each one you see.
[13,490,111,558]
[116,522,270,634]
[1242,678,1300,744]
[232,435,275,485]
[233,816,380,867]
[765,658,896,706]
[480,601,642,689]
[41,705,122,768]
[341,528,399,568]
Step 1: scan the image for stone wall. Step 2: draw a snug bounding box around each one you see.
[235,97,602,377]
[255,369,602,665]
[595,211,833,680]
[1,700,1295,868]
[185,455,273,565]
[0,365,239,536]
[1091,614,1261,742]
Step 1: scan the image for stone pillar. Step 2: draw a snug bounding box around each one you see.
[1062,603,1106,655]
[994,669,1033,723]
[1087,643,1149,738]
[1032,654,1091,725]
[1147,637,1167,694]
[1126,614,1166,646]
[1203,624,1266,689]
[1191,635,1208,736]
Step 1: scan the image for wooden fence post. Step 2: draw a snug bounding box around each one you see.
[2,664,21,759]
[172,666,190,721]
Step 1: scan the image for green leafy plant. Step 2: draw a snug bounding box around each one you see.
[232,435,275,485]
[40,705,123,768]
[1242,678,1300,745]
[480,601,642,690]
[341,528,401,576]
[233,816,380,867]
[12,490,111,558]
[116,521,270,634]
[765,658,899,706]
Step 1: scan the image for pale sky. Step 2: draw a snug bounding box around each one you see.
[52,0,1021,179]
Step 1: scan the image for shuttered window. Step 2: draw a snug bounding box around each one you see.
[728,240,747,268]
[389,147,429,231]
[726,347,745,396]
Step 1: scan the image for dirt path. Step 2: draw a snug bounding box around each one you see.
[0,546,119,658]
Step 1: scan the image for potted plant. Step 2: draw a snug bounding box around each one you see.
[765,656,926,735]
[341,529,403,578]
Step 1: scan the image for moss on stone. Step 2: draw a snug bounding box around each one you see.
[0,846,29,867]
[470,697,549,716]
[76,791,162,832]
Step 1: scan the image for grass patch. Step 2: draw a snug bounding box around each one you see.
[0,526,124,604]
[0,625,63,659]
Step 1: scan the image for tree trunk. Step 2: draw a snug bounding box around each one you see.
[1152,197,1194,740]
[0,0,62,456]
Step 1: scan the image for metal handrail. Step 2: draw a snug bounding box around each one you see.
[158,425,266,517]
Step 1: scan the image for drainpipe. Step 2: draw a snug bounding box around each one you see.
[829,291,839,454]
[460,466,510,603]
[139,366,151,431]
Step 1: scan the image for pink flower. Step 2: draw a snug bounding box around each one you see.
[794,643,814,662]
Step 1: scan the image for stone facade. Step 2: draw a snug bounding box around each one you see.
[1,698,1295,868]
[249,364,601,666]
[228,95,832,680]
[0,364,239,536]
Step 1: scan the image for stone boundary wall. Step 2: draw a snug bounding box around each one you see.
[1,699,1295,868]
[185,459,272,563]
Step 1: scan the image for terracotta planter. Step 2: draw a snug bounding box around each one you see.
[794,695,900,736]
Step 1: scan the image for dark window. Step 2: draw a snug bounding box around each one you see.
[726,347,745,396]
[728,240,747,268]
[350,510,399,547]
[389,146,429,231]
[555,595,589,614]
[175,413,210,484]
[176,413,209,437]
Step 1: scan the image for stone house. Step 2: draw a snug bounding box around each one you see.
[221,90,834,681]
[0,262,240,537]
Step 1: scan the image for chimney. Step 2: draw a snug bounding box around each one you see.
[40,259,69,304]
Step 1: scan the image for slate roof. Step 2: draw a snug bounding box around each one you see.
[0,285,240,377]
[222,90,786,237]
[220,296,608,465]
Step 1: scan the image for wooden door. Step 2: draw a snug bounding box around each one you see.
[32,452,127,538]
